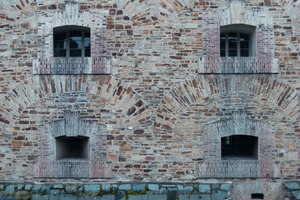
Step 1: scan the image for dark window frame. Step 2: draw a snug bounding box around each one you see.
[220,24,256,58]
[53,26,91,58]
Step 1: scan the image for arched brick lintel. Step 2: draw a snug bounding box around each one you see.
[155,75,299,132]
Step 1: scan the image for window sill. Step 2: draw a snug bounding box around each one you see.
[198,56,279,74]
[196,160,279,178]
[35,160,111,178]
[33,56,111,75]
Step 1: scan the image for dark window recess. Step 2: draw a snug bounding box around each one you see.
[53,26,91,57]
[221,135,258,160]
[56,136,89,160]
[251,193,264,199]
[220,24,256,58]
[220,32,249,57]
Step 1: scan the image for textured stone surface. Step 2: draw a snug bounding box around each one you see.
[0,0,299,199]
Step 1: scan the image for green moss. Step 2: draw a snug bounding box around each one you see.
[125,189,148,198]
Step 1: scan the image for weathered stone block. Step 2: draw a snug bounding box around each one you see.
[285,182,300,190]
[84,184,100,193]
[199,185,211,193]
[5,185,15,194]
[119,184,131,190]
[148,194,167,200]
[50,189,61,200]
[128,195,148,200]
[132,184,146,192]
[60,193,79,200]
[31,194,50,200]
[100,195,115,200]
[148,184,159,191]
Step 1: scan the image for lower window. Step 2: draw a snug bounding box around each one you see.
[56,136,89,160]
[221,135,258,160]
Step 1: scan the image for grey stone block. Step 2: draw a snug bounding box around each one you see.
[211,191,227,200]
[17,184,24,190]
[220,183,231,191]
[128,195,148,200]
[100,195,115,200]
[66,185,77,193]
[291,191,300,200]
[119,184,131,190]
[24,184,32,191]
[53,184,64,189]
[60,193,78,200]
[199,185,211,193]
[148,184,159,191]
[132,184,146,192]
[16,191,30,200]
[148,194,167,200]
[179,194,189,200]
[84,184,100,193]
[31,194,50,200]
[5,185,15,194]
[191,194,211,200]
[0,197,18,200]
[41,185,52,194]
[32,185,42,193]
[101,184,111,192]
[50,189,61,200]
[285,182,300,190]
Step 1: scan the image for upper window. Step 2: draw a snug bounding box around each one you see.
[53,26,91,58]
[220,24,256,57]
[221,135,258,160]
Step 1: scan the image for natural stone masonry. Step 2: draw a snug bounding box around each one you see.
[285,182,300,200]
[0,183,232,200]
[0,0,299,199]
[199,0,279,73]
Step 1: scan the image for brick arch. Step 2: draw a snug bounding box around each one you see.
[230,180,285,200]
[1,76,150,126]
[0,0,35,20]
[155,76,298,132]
[114,0,195,19]
[0,76,150,181]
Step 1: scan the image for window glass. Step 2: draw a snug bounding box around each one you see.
[53,27,90,57]
[220,31,251,57]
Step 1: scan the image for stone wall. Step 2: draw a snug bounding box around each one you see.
[0,0,299,199]
[0,182,232,200]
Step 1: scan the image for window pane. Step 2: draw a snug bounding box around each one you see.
[220,49,225,57]
[54,40,66,49]
[229,50,237,57]
[85,48,91,57]
[54,49,66,57]
[228,33,237,42]
[54,33,66,40]
[69,31,81,37]
[70,49,82,57]
[240,49,249,57]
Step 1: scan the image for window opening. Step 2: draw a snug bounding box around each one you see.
[220,24,256,57]
[53,26,90,57]
[56,136,89,160]
[221,135,258,160]
[251,193,264,199]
